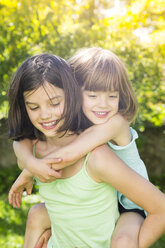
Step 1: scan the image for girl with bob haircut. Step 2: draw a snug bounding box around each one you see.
[70,47,137,123]
[9,49,165,248]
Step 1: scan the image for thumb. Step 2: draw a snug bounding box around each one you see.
[26,185,33,195]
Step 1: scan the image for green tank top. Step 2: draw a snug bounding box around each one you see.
[36,153,119,248]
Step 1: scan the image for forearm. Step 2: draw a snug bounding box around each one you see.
[21,168,34,179]
[48,125,109,170]
[48,114,127,170]
[13,139,63,182]
[139,213,165,248]
[13,139,35,170]
[13,139,33,161]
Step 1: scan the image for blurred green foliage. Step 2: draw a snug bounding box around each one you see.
[0,193,41,248]
[0,0,165,128]
[0,165,20,195]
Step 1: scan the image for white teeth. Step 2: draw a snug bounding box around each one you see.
[42,121,57,127]
[95,112,107,115]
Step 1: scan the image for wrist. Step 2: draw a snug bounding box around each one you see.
[23,169,34,178]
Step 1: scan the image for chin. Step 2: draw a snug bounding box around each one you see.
[93,119,108,124]
[43,129,57,137]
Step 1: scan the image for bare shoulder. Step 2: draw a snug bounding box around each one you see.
[87,144,137,185]
[87,145,117,182]
[89,144,108,161]
[32,139,38,145]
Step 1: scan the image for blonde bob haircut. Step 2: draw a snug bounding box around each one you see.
[69,47,138,123]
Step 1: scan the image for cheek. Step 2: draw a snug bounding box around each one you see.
[26,109,35,122]
[116,100,119,110]
[82,96,93,111]
[55,104,65,117]
[111,100,119,110]
[27,113,37,124]
[82,100,90,115]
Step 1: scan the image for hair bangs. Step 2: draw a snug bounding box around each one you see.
[83,59,120,92]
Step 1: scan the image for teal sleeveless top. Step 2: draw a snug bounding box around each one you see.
[35,153,119,248]
[108,127,149,211]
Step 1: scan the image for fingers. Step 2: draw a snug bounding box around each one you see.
[11,193,16,208]
[8,187,16,207]
[26,183,33,195]
[36,173,57,183]
[9,191,22,208]
[34,235,44,248]
[44,228,51,241]
[8,183,24,208]
[14,192,22,208]
[8,188,13,205]
[26,188,32,195]
[33,162,63,182]
[42,242,48,248]
[35,229,51,248]
[45,157,62,165]
[48,168,62,179]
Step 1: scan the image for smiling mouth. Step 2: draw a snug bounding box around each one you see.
[93,111,109,118]
[40,120,59,129]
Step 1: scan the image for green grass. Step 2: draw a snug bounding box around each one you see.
[151,236,165,248]
[0,193,41,248]
[0,193,165,247]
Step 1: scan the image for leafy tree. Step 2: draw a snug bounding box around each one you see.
[0,0,164,127]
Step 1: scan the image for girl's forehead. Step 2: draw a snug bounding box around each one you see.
[83,84,119,92]
[24,82,64,100]
[82,89,119,95]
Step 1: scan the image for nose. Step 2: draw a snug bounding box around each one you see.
[98,95,108,108]
[40,107,52,120]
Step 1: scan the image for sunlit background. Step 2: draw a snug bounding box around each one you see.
[0,0,165,247]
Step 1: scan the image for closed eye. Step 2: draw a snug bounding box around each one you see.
[29,106,39,111]
[88,95,97,98]
[51,103,60,106]
[109,95,117,98]
[26,102,39,111]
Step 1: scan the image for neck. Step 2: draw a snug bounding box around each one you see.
[35,131,78,159]
[45,131,77,148]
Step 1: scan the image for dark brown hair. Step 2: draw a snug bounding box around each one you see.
[69,47,138,123]
[8,53,82,140]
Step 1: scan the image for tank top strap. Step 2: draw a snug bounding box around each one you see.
[33,144,36,157]
[82,152,91,170]
[83,152,91,167]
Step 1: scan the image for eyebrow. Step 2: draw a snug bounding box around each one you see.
[25,96,62,105]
